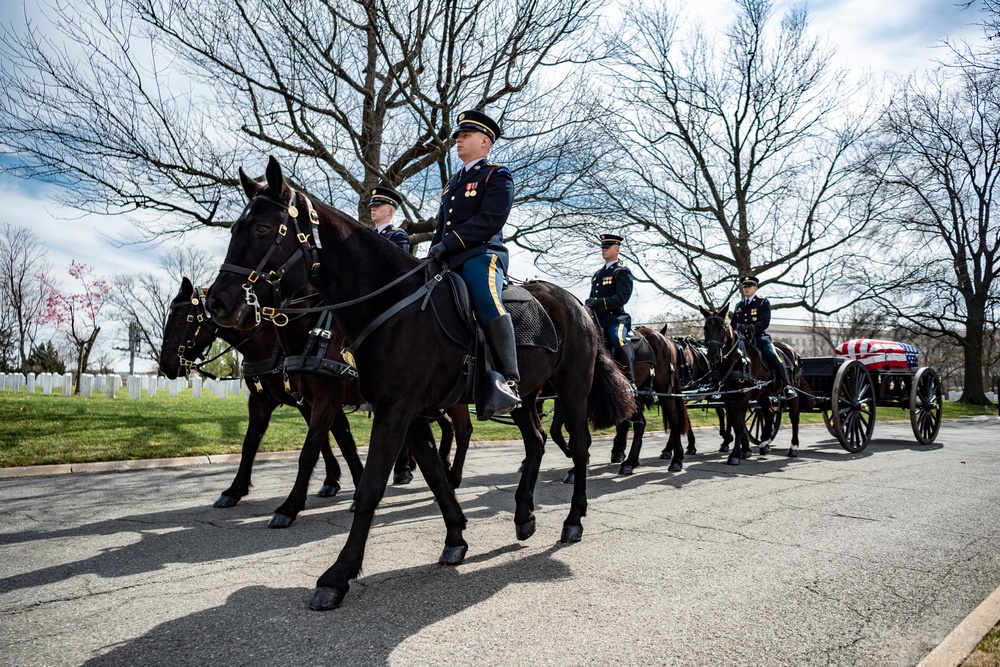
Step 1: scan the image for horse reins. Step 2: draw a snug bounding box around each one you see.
[220,188,445,368]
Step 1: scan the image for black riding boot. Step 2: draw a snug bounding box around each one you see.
[773,362,796,399]
[614,342,637,394]
[482,314,521,419]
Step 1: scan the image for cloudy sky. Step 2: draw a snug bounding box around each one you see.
[0,0,987,369]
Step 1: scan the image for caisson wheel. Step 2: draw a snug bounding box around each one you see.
[830,360,876,453]
[744,398,783,445]
[909,367,943,445]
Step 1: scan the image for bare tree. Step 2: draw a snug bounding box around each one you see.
[0,223,51,372]
[109,247,217,365]
[518,0,886,314]
[864,64,1000,404]
[0,0,604,246]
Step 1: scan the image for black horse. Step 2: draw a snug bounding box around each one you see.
[556,327,689,476]
[206,157,635,610]
[615,327,689,474]
[699,305,778,465]
[160,277,360,508]
[675,334,809,459]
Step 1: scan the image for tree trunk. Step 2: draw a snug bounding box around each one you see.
[960,310,989,404]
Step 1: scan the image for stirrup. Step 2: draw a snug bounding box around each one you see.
[783,385,797,399]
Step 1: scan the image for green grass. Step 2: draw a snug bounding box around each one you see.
[0,389,994,468]
[962,621,1000,666]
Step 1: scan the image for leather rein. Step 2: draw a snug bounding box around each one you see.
[217,189,444,369]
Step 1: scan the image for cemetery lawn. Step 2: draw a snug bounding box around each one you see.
[0,392,994,468]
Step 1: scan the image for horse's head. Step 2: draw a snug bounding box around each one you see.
[699,304,733,367]
[207,156,316,329]
[159,277,219,379]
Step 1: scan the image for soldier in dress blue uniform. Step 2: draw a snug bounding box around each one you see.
[731,275,796,398]
[369,185,409,253]
[585,233,636,390]
[426,109,520,418]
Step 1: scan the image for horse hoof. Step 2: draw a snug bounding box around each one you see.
[659,450,671,460]
[686,446,697,455]
[619,464,633,476]
[786,448,798,458]
[213,495,240,509]
[560,524,583,543]
[268,513,295,528]
[393,470,413,485]
[515,518,536,541]
[439,544,468,565]
[741,449,752,459]
[611,452,625,464]
[517,462,525,473]
[719,444,730,453]
[668,462,682,472]
[727,456,741,466]
[309,586,348,611]
[316,483,340,498]
[348,501,356,513]
[759,445,771,456]
[562,470,575,484]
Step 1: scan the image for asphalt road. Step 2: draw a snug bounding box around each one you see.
[1,417,999,666]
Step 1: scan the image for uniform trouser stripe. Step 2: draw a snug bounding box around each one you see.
[487,254,506,317]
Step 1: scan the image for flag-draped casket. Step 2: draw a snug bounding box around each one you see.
[833,339,920,370]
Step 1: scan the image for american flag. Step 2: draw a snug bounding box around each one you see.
[834,339,920,370]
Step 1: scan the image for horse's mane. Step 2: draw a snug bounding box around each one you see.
[265,182,422,283]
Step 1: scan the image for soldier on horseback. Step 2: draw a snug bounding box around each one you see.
[426,109,520,417]
[586,233,637,392]
[369,185,409,253]
[732,275,797,398]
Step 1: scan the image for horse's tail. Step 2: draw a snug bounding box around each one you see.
[588,343,638,429]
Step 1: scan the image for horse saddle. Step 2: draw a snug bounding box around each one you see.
[628,334,656,367]
[427,274,558,352]
[423,270,559,416]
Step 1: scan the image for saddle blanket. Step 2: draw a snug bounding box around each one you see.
[504,284,559,352]
[834,339,919,370]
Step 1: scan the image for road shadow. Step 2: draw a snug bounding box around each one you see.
[82,545,572,667]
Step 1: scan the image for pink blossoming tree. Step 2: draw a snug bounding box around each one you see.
[38,261,113,395]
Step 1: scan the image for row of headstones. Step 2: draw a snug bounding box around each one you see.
[947,390,998,403]
[0,373,246,399]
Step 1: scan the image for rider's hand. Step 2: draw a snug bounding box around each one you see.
[585,298,600,308]
[427,243,447,261]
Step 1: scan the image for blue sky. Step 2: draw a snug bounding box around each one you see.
[0,0,988,369]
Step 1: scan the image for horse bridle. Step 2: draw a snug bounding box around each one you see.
[163,288,216,373]
[218,187,441,369]
[218,188,324,327]
[704,315,747,387]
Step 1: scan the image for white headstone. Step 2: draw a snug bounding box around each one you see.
[128,374,141,399]
[168,378,180,397]
[41,373,52,395]
[192,376,203,398]
[27,374,35,394]
[80,374,93,397]
[94,375,104,392]
[62,373,73,396]
[104,375,116,398]
[148,376,158,397]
